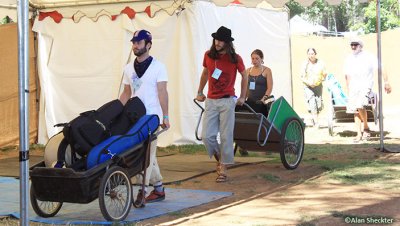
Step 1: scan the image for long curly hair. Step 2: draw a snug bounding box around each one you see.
[207,39,238,64]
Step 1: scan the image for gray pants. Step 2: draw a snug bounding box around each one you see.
[304,85,323,114]
[202,98,236,165]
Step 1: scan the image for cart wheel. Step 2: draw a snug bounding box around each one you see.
[30,185,63,218]
[373,94,379,125]
[234,144,249,156]
[98,166,132,221]
[328,122,334,136]
[328,101,334,136]
[280,117,304,170]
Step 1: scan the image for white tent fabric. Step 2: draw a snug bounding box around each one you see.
[1,0,372,10]
[290,15,328,34]
[33,1,291,146]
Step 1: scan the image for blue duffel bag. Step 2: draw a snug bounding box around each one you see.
[86,114,159,169]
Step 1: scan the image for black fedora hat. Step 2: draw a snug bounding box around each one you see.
[211,26,234,42]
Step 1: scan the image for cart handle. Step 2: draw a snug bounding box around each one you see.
[154,127,168,137]
[241,102,282,147]
[193,99,204,141]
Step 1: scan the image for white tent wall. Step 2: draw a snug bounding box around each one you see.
[33,1,291,147]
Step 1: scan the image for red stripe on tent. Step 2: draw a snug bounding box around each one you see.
[121,6,136,19]
[144,6,151,17]
[231,0,243,4]
[39,11,63,23]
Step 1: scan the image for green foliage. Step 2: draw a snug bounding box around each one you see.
[0,16,13,24]
[286,0,305,19]
[354,0,400,33]
[286,0,400,33]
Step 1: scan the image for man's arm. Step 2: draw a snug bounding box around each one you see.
[237,69,248,106]
[383,69,391,94]
[196,67,208,102]
[119,84,132,105]
[157,81,170,129]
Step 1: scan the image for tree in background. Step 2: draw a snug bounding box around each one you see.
[286,0,400,34]
[1,16,13,24]
[353,0,400,33]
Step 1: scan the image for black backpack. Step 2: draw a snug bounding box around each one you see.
[55,97,147,169]
[62,99,124,157]
[110,97,146,135]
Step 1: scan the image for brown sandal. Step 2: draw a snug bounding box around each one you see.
[216,163,227,182]
[216,174,227,183]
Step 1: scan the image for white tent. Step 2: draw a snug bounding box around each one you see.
[290,15,327,34]
[21,1,293,147]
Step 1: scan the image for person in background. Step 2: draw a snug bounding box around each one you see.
[119,29,169,204]
[300,48,327,128]
[344,37,392,142]
[245,49,273,116]
[235,49,273,156]
[195,26,247,183]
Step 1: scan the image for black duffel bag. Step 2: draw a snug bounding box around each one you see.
[62,99,124,156]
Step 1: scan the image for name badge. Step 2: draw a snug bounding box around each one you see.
[249,81,256,90]
[132,78,143,92]
[211,68,222,80]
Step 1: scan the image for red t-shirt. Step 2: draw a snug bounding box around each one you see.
[202,51,245,99]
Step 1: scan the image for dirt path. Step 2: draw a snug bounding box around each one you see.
[1,120,399,226]
[138,121,400,226]
[138,151,400,226]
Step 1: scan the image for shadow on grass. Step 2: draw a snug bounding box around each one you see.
[337,130,390,138]
[300,197,400,226]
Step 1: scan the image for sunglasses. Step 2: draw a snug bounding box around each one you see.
[350,43,360,47]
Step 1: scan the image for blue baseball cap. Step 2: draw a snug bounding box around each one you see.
[131,30,152,42]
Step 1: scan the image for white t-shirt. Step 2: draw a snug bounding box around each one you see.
[122,58,168,120]
[343,51,376,93]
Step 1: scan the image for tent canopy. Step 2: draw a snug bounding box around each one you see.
[0,0,372,10]
[290,15,328,34]
[29,0,293,146]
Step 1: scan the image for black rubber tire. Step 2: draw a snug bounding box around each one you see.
[98,166,132,221]
[328,102,334,136]
[280,117,305,170]
[30,185,63,218]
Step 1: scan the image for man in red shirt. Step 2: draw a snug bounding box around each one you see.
[195,26,247,183]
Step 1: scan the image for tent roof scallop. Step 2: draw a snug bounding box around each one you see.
[1,0,371,9]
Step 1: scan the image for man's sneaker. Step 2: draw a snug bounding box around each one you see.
[145,188,165,203]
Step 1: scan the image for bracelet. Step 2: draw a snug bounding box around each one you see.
[197,92,204,96]
[163,115,169,119]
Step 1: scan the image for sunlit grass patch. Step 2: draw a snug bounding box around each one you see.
[328,161,400,185]
[158,144,206,155]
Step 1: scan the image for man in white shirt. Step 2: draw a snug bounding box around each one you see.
[120,29,169,205]
[344,37,390,142]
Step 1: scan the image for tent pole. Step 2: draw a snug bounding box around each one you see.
[376,0,385,152]
[17,0,30,225]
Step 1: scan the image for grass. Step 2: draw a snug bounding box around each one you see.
[158,144,269,158]
[158,144,207,155]
[328,161,400,185]
[255,173,280,182]
[167,210,188,217]
[0,144,45,153]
